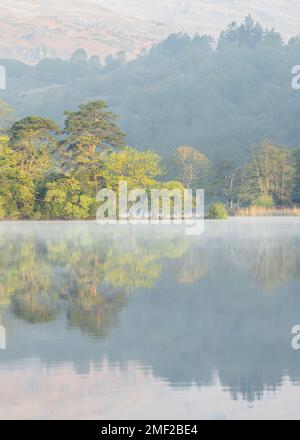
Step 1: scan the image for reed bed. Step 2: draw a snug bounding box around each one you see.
[235,206,300,217]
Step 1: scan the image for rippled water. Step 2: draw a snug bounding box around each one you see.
[1,219,300,419]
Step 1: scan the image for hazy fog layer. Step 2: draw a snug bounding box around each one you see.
[0,0,299,62]
[104,0,300,37]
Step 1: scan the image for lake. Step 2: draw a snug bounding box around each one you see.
[1,219,300,419]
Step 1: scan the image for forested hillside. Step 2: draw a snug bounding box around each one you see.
[1,0,300,63]
[1,16,300,161]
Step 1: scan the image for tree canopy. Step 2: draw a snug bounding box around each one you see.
[2,16,300,163]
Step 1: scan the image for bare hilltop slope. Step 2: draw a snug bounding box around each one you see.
[0,0,166,63]
[0,0,299,63]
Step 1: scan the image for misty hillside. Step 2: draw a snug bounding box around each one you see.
[1,17,300,161]
[0,0,300,63]
[105,0,300,39]
[0,0,164,63]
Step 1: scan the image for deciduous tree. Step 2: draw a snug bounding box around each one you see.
[171,145,210,188]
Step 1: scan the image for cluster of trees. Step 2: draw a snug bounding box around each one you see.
[35,47,128,81]
[0,99,184,219]
[216,140,300,209]
[170,141,299,211]
[1,94,300,219]
[2,16,300,164]
[1,47,126,86]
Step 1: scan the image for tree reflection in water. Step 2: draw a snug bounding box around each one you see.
[1,220,300,403]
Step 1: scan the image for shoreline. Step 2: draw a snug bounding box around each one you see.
[1,216,300,223]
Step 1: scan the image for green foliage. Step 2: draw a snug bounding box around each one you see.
[9,116,60,182]
[0,99,15,132]
[207,203,229,220]
[170,146,210,189]
[0,136,35,219]
[252,196,274,208]
[102,146,162,191]
[218,15,264,49]
[1,93,300,221]
[44,177,93,219]
[63,100,125,192]
[212,160,243,209]
[3,17,300,164]
[64,100,125,154]
[0,100,135,220]
[241,141,296,205]
[162,181,185,191]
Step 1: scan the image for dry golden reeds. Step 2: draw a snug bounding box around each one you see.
[235,206,300,217]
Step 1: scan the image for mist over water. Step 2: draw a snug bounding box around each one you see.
[0,219,300,419]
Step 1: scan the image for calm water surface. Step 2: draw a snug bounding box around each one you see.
[1,219,300,419]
